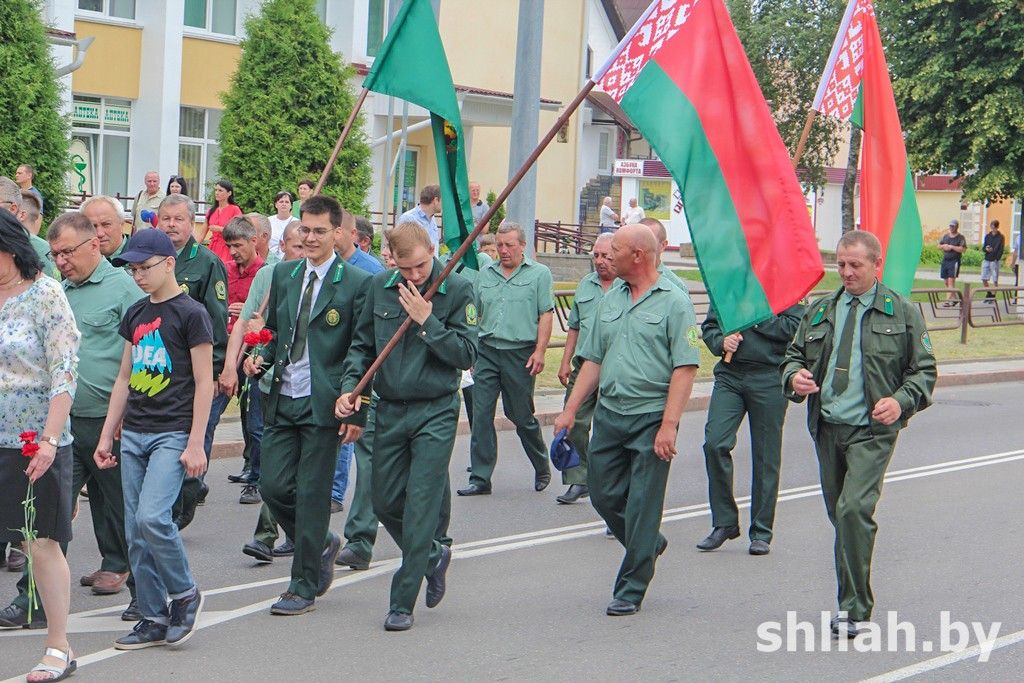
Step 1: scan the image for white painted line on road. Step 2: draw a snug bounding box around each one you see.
[3,447,1022,681]
[859,627,1024,682]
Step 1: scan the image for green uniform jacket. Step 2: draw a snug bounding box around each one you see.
[341,260,478,401]
[175,236,229,375]
[262,257,371,428]
[781,282,936,439]
[703,304,804,370]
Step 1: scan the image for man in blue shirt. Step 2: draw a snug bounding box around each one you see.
[398,185,441,252]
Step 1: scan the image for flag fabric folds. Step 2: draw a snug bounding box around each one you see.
[363,0,478,269]
[813,0,922,295]
[595,0,824,333]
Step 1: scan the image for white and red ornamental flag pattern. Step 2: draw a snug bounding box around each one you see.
[812,0,873,120]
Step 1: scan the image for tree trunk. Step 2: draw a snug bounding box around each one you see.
[841,127,862,233]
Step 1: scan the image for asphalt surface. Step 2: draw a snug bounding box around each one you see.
[2,381,1023,682]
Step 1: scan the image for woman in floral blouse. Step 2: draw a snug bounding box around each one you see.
[0,210,80,681]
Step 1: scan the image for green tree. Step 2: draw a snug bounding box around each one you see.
[486,189,504,231]
[0,0,70,228]
[726,0,847,190]
[878,0,1024,201]
[218,0,371,214]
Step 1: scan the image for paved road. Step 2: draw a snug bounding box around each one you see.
[2,381,1023,682]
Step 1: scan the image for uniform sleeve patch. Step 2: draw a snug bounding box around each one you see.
[921,331,933,354]
[215,280,226,301]
[687,324,700,348]
[466,303,478,326]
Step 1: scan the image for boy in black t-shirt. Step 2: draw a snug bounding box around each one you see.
[94,230,213,650]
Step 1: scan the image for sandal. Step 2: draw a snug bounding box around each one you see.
[27,647,76,682]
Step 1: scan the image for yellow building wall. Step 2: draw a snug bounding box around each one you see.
[986,199,1013,239]
[180,38,241,109]
[71,20,142,98]
[915,191,962,242]
[439,0,586,224]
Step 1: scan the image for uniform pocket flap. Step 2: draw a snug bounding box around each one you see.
[80,309,120,327]
[804,329,828,342]
[599,308,623,323]
[637,311,664,324]
[871,322,906,335]
[374,306,402,320]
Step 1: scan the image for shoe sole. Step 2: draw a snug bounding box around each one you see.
[239,498,262,505]
[270,604,316,616]
[91,585,126,595]
[271,551,294,557]
[242,546,274,564]
[384,622,413,631]
[335,556,370,570]
[166,591,204,647]
[114,639,167,650]
[695,530,741,552]
[606,606,641,616]
[456,489,491,496]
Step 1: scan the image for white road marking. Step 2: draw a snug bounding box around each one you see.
[859,627,1024,682]
[2,448,1022,680]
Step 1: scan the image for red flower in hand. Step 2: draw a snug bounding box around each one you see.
[19,431,38,443]
[22,442,40,458]
[243,332,260,346]
[258,329,273,345]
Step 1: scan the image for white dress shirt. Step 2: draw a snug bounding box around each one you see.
[280,255,336,399]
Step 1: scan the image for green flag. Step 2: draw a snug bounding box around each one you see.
[364,0,478,269]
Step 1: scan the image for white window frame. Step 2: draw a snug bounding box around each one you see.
[75,0,137,23]
[71,95,133,198]
[183,0,238,37]
[178,107,222,206]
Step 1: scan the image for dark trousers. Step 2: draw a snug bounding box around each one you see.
[814,421,898,621]
[372,394,459,613]
[175,391,230,517]
[588,405,669,605]
[702,367,786,542]
[561,356,596,486]
[260,395,338,600]
[244,381,265,483]
[469,343,549,487]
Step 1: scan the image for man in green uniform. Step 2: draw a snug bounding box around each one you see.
[554,233,615,504]
[244,195,370,616]
[555,225,700,616]
[337,222,477,631]
[156,194,230,530]
[782,230,935,637]
[696,303,803,555]
[458,222,554,496]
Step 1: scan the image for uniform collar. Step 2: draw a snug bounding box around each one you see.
[304,254,337,282]
[178,236,199,260]
[65,257,114,289]
[488,254,533,278]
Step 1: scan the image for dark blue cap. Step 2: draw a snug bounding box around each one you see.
[112,229,177,266]
[549,428,581,472]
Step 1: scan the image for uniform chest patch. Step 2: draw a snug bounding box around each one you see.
[687,324,700,348]
[215,280,226,301]
[466,303,478,326]
[326,308,341,326]
[180,283,190,295]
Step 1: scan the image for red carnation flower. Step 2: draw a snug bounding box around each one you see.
[19,431,38,443]
[22,442,40,458]
[243,332,260,346]
[258,329,273,344]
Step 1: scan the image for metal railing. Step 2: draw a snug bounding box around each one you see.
[534,221,600,254]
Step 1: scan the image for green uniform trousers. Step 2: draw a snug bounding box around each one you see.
[253,502,287,547]
[561,356,596,486]
[372,394,460,614]
[815,421,898,621]
[469,343,549,488]
[702,366,786,542]
[342,398,454,563]
[588,405,669,606]
[260,395,338,601]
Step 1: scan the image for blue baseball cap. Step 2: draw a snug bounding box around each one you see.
[550,428,581,472]
[112,229,177,266]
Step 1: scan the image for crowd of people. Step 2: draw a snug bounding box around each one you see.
[0,167,939,680]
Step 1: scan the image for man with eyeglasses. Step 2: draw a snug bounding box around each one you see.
[156,193,229,532]
[0,176,58,279]
[81,195,130,262]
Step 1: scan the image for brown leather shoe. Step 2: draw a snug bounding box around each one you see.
[79,569,103,587]
[91,571,129,595]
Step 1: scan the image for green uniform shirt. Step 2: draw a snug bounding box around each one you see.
[567,271,610,352]
[440,250,493,285]
[820,284,876,425]
[239,263,277,394]
[475,256,554,349]
[29,232,60,279]
[265,250,282,267]
[174,236,229,374]
[62,259,144,417]
[106,238,128,266]
[342,260,478,401]
[657,263,689,294]
[580,274,701,415]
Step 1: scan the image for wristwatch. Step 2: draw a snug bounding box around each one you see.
[41,435,59,448]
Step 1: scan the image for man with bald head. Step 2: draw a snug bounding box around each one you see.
[555,224,700,616]
[599,196,618,233]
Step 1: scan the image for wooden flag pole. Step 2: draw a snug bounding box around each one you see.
[344,80,599,403]
[314,87,370,195]
[724,107,818,364]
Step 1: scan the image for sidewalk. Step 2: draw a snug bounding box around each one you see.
[210,357,1024,459]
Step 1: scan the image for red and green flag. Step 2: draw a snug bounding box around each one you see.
[363,0,478,269]
[812,0,922,295]
[595,0,823,334]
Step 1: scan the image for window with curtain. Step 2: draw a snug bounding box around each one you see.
[367,0,386,57]
[77,0,135,19]
[178,107,223,202]
[184,0,236,35]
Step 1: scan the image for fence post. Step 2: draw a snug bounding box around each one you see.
[960,283,971,344]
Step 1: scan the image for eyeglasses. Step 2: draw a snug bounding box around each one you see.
[127,257,169,277]
[298,226,333,238]
[47,238,93,262]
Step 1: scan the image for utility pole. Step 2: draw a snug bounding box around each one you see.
[507,0,544,255]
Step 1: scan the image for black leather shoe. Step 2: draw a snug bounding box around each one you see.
[166,588,203,646]
[831,615,865,639]
[457,484,491,496]
[272,540,295,556]
[749,540,771,556]
[0,603,46,629]
[534,469,552,492]
[696,525,740,551]
[384,610,414,631]
[175,482,209,530]
[242,540,274,564]
[121,598,142,622]
[556,484,589,504]
[227,468,251,483]
[270,592,315,616]
[114,619,167,650]
[317,534,341,596]
[335,546,370,570]
[425,545,451,608]
[606,599,640,616]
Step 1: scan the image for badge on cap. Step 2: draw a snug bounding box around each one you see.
[326,308,340,326]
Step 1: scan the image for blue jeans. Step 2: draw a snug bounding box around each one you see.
[332,442,354,504]
[246,389,266,483]
[120,430,196,624]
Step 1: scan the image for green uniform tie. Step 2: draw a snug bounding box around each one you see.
[290,271,317,363]
[830,298,859,395]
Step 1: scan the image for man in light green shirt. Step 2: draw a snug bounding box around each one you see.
[556,225,700,617]
[458,222,554,496]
